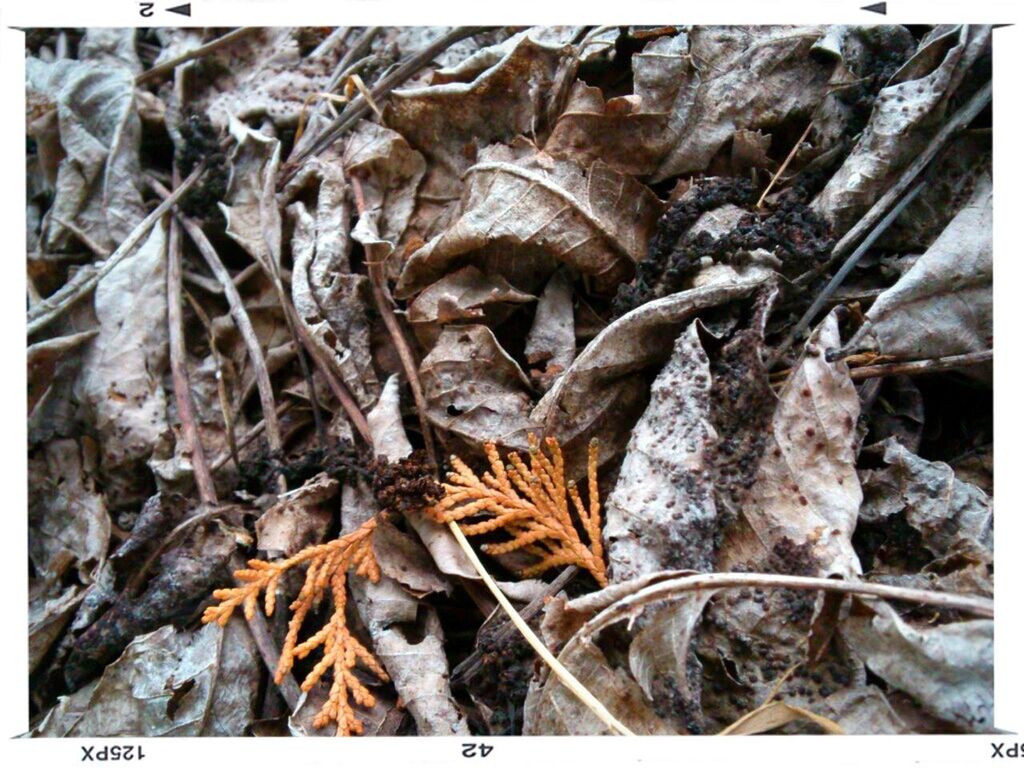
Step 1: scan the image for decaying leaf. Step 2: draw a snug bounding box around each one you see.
[74,224,169,510]
[22,23,997,739]
[604,322,718,581]
[524,638,678,735]
[814,25,992,233]
[844,173,992,361]
[420,324,538,450]
[857,438,992,590]
[546,26,837,181]
[843,601,993,732]
[524,268,576,390]
[408,266,535,348]
[34,619,260,737]
[533,274,772,470]
[719,311,863,579]
[254,474,338,556]
[343,482,469,736]
[26,54,146,252]
[396,141,663,298]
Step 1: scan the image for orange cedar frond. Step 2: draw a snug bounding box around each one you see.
[201,517,389,736]
[428,435,607,586]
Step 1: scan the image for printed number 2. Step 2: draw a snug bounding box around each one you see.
[138,2,154,16]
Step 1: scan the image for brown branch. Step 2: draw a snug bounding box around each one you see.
[279,26,487,186]
[148,178,290,492]
[210,401,296,473]
[28,164,204,336]
[350,176,437,465]
[167,216,219,506]
[135,28,255,86]
[849,350,992,380]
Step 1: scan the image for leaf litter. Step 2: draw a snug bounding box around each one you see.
[24,24,994,738]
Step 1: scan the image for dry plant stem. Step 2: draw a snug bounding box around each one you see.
[51,215,110,258]
[576,573,993,642]
[27,164,204,335]
[284,301,374,443]
[772,180,925,365]
[229,552,302,711]
[184,290,240,468]
[756,120,813,208]
[280,26,487,184]
[167,218,219,506]
[210,401,295,472]
[849,349,992,380]
[446,521,635,736]
[452,565,578,682]
[351,176,437,466]
[148,177,288,491]
[135,28,254,85]
[796,79,993,289]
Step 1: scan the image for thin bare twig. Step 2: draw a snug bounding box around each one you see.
[756,121,813,209]
[147,177,289,492]
[280,26,487,185]
[574,573,993,642]
[184,290,240,470]
[167,216,219,506]
[849,350,992,380]
[210,401,296,473]
[351,176,437,466]
[135,28,255,85]
[446,521,634,736]
[28,165,204,336]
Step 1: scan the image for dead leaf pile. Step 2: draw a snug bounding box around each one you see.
[25,24,994,738]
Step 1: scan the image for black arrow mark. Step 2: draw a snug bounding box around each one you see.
[861,2,887,14]
[167,2,191,16]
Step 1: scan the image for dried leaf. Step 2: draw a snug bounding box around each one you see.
[288,189,378,408]
[396,141,663,298]
[73,224,169,510]
[29,439,110,587]
[604,322,718,581]
[719,311,862,579]
[533,274,772,471]
[27,330,96,417]
[719,699,844,735]
[189,28,347,129]
[220,118,282,272]
[34,619,260,737]
[814,25,991,232]
[343,482,469,735]
[368,376,477,581]
[843,601,993,732]
[524,268,575,390]
[26,55,146,252]
[524,639,678,735]
[845,173,992,360]
[548,27,835,181]
[858,438,992,587]
[407,265,535,348]
[254,474,338,556]
[420,324,538,450]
